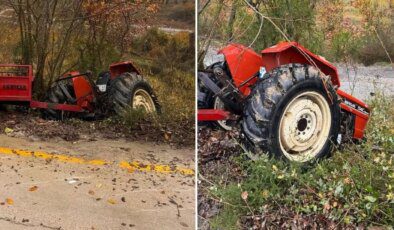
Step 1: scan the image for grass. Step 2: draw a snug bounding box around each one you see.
[202,93,394,228]
[107,28,195,145]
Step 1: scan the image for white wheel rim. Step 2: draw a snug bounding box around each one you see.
[213,97,232,131]
[132,89,156,113]
[279,91,331,162]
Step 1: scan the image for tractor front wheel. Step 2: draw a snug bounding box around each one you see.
[107,72,160,115]
[42,79,76,120]
[242,64,341,163]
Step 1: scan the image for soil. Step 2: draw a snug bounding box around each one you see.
[0,134,195,229]
[0,110,194,147]
[197,128,244,229]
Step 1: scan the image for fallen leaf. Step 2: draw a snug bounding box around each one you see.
[4,127,13,135]
[272,165,278,171]
[29,186,38,192]
[365,195,377,202]
[6,198,13,205]
[241,191,248,200]
[164,132,172,141]
[107,198,116,204]
[261,190,269,198]
[323,202,331,210]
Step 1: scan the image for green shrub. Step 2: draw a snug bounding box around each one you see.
[327,29,363,61]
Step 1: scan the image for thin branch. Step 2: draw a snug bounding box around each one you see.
[372,26,393,67]
[198,0,211,15]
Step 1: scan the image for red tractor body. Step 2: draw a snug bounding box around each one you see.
[198,41,370,146]
[0,61,159,119]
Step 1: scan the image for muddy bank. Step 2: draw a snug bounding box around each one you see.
[0,111,194,147]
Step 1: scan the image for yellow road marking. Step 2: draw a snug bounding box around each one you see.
[0,147,194,175]
[119,161,194,175]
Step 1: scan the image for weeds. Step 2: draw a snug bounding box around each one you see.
[121,108,150,130]
[108,28,195,145]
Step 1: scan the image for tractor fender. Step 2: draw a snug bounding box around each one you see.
[109,61,141,79]
[261,41,340,87]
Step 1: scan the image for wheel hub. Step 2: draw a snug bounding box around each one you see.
[279,91,331,162]
[294,111,317,143]
[132,89,156,113]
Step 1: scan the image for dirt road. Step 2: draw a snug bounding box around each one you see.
[0,135,195,229]
[337,63,394,100]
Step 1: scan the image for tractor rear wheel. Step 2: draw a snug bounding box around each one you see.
[42,79,76,120]
[107,72,160,115]
[242,64,340,162]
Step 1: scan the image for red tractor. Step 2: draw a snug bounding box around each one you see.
[198,42,370,163]
[0,61,160,120]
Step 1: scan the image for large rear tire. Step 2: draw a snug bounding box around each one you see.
[107,72,160,115]
[242,64,340,162]
[42,79,76,120]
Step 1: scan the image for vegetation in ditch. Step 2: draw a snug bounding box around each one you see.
[200,93,393,228]
[112,28,195,145]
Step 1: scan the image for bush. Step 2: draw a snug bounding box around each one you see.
[358,28,394,66]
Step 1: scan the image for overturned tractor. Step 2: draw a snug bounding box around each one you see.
[198,42,370,163]
[0,61,160,120]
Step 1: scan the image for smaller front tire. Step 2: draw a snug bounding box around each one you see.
[42,79,76,120]
[212,97,234,131]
